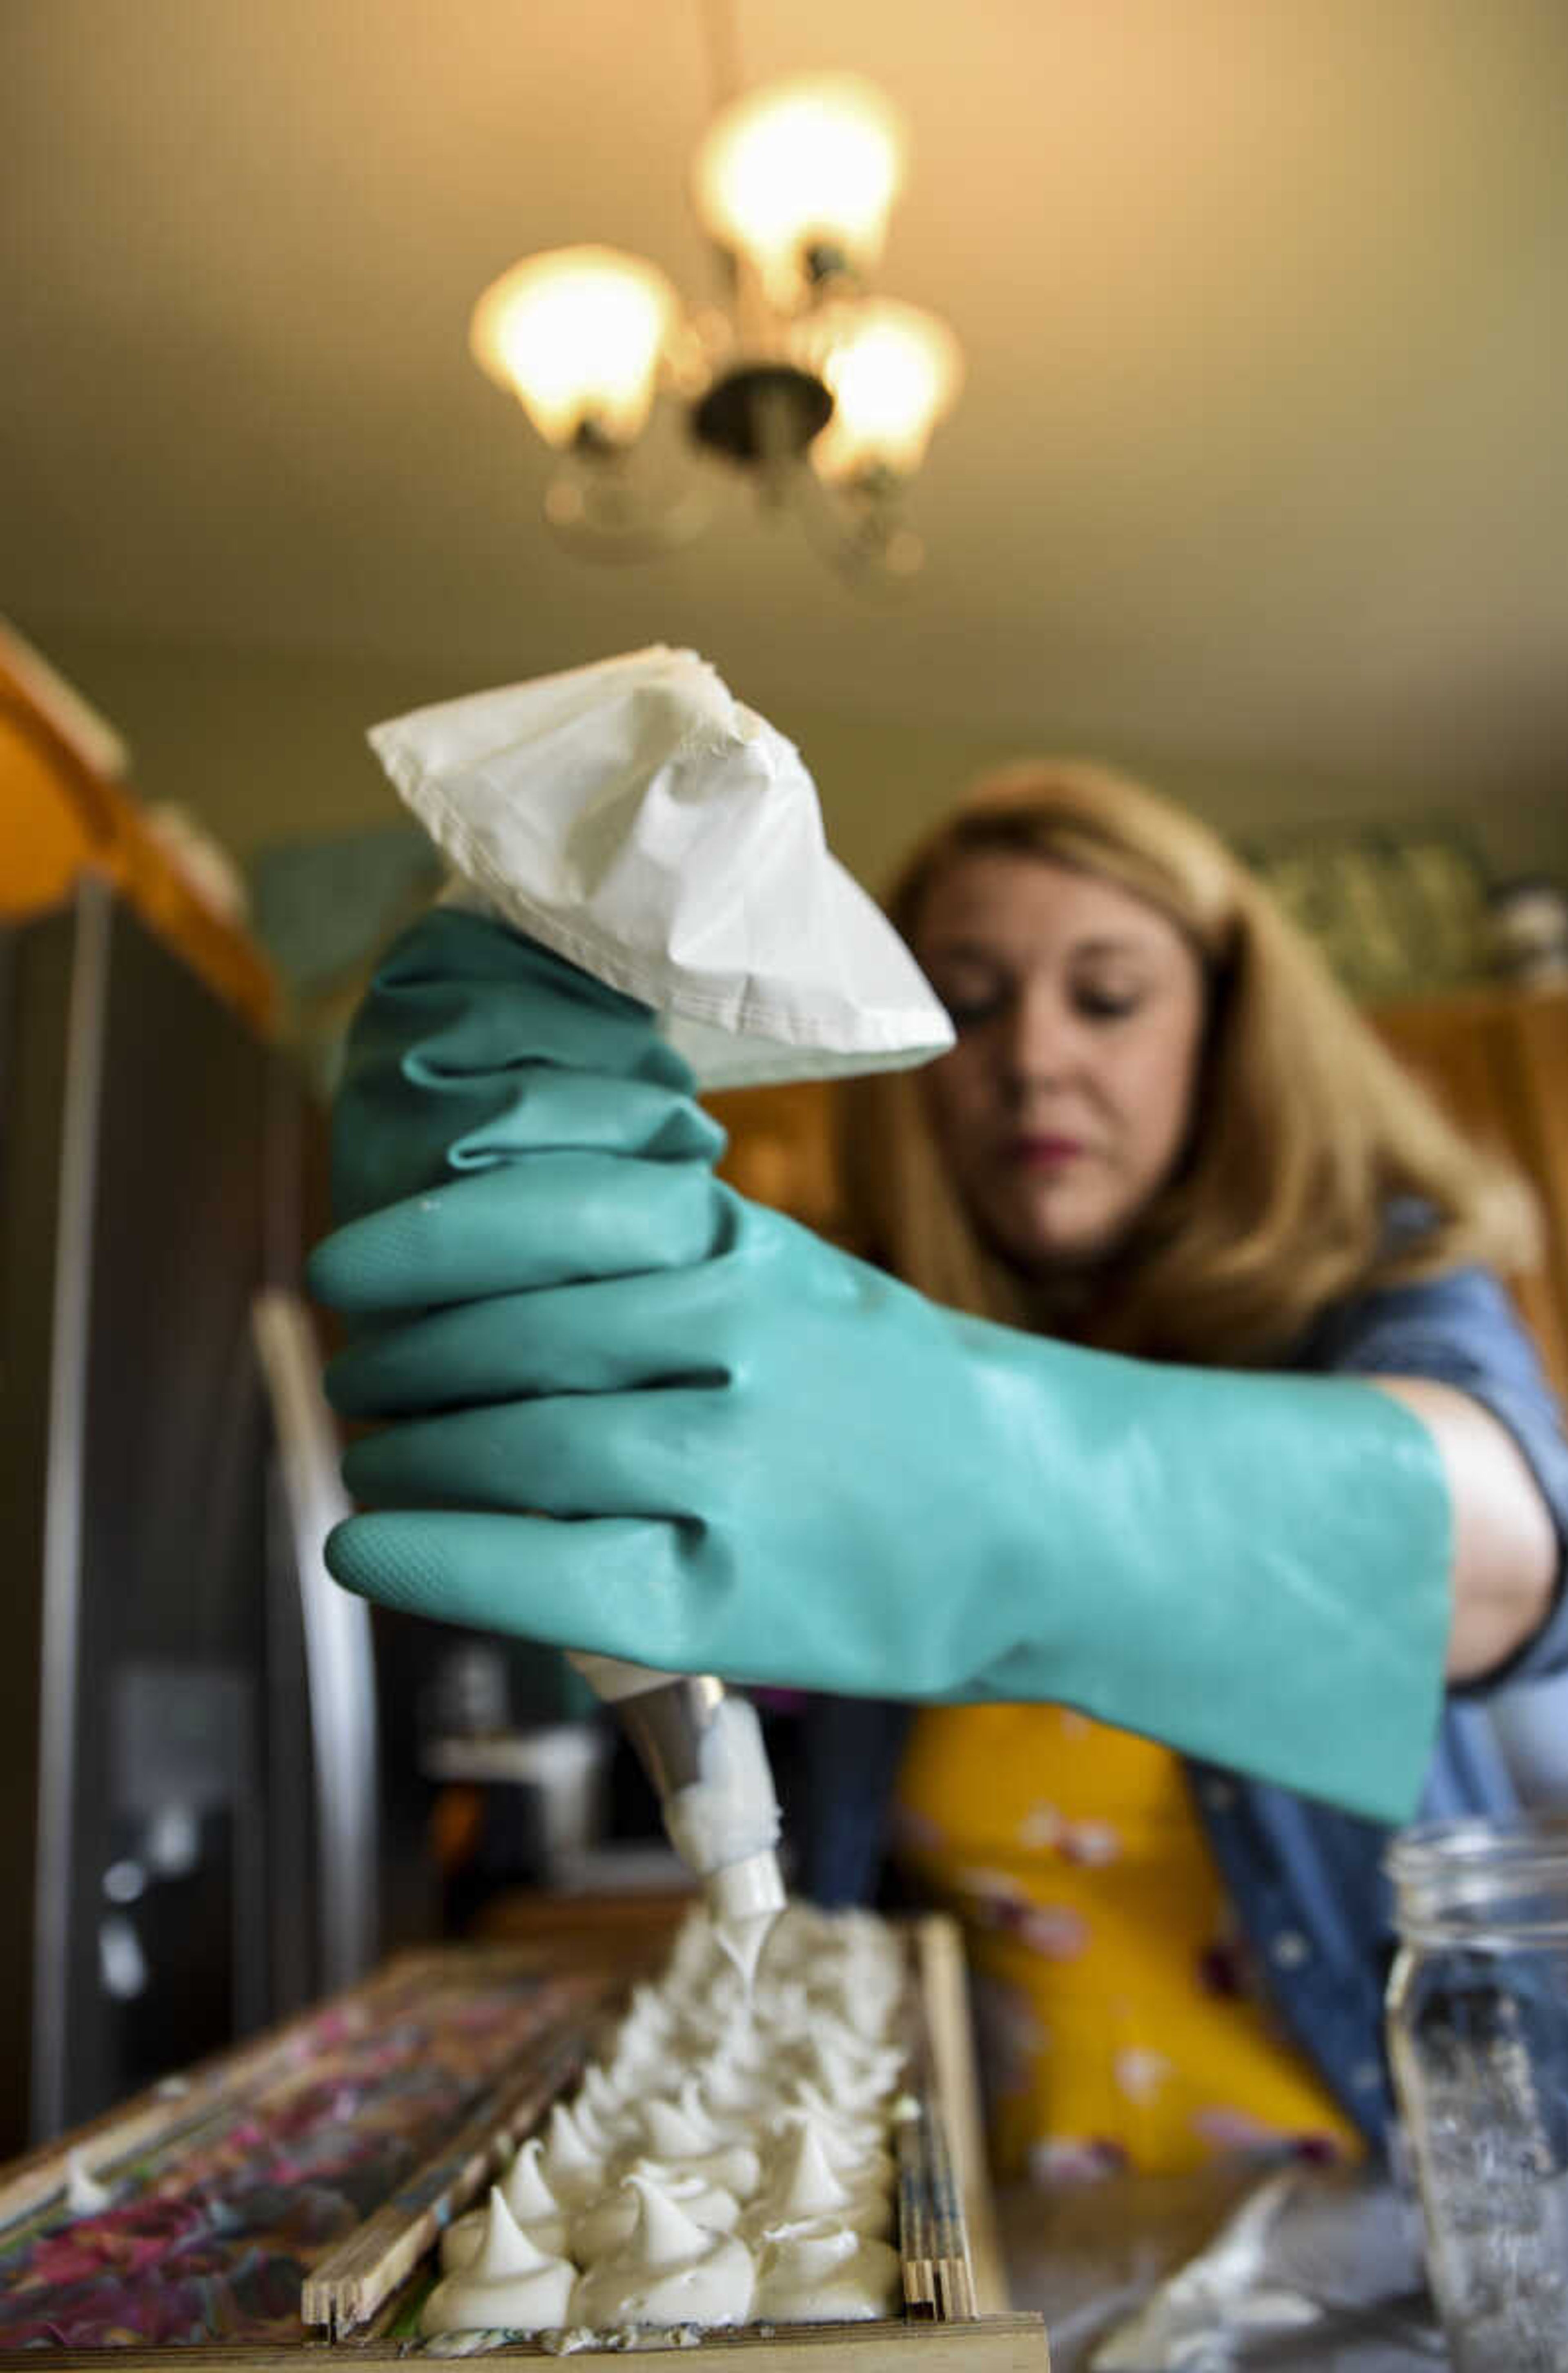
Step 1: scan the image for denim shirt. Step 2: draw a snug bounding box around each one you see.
[793,1261,1568,2147]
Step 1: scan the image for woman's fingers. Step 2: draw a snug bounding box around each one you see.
[307,1154,726,1313]
[441,1067,726,1169]
[330,915,722,1217]
[370,914,685,1084]
[323,1507,725,1673]
[336,1069,722,1217]
[325,1261,740,1416]
[340,1386,726,1521]
[334,1047,724,1219]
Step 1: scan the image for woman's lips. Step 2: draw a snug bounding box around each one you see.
[1007,1134,1087,1170]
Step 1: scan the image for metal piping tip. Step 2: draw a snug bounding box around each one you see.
[569,1658,785,1911]
[613,1672,727,1800]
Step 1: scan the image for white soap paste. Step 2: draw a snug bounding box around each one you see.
[570,2168,740,2261]
[65,2150,114,2216]
[671,2077,731,2146]
[637,2097,709,2159]
[568,2175,755,2330]
[541,2100,606,2205]
[740,2113,896,2248]
[775,2104,895,2190]
[752,2224,902,2322]
[578,2063,629,2126]
[441,2138,571,2271]
[662,1699,781,1904]
[475,1903,911,2338]
[421,2188,575,2335]
[714,1908,775,1992]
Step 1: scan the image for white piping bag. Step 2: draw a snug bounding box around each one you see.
[367,646,953,1926]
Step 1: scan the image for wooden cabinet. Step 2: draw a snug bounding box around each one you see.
[707,989,1568,1402]
[1372,988,1568,1401]
[0,649,276,1036]
[706,1079,851,1241]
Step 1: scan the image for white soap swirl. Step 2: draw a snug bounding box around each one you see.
[568,2174,755,2329]
[453,1903,913,2337]
[540,2100,604,2206]
[753,2224,902,2322]
[441,2137,570,2271]
[420,2189,575,2335]
[570,2167,739,2262]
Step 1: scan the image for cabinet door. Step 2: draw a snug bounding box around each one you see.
[705,1081,844,1238]
[1373,993,1568,1402]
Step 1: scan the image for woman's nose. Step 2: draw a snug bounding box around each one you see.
[1000,981,1077,1087]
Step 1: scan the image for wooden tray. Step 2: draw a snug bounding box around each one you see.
[0,1916,1049,2368]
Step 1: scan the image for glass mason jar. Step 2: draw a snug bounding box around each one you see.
[1385,1814,1568,2372]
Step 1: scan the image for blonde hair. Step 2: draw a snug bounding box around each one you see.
[839,760,1538,1363]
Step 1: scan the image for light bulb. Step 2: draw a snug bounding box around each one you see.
[693,74,906,305]
[811,300,964,482]
[470,246,678,448]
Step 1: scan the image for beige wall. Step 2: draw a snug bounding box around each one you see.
[38,624,1568,898]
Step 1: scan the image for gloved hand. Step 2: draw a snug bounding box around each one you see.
[308,912,1453,1825]
[325,903,722,1232]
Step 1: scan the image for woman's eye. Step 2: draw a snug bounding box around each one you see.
[930,971,1007,1029]
[939,984,1009,1029]
[943,997,997,1031]
[1075,985,1143,1021]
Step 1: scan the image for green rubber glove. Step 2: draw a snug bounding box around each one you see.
[326,905,722,1231]
[309,913,1453,1824]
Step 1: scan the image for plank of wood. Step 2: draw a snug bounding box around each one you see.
[303,1973,613,2335]
[896,2088,976,2320]
[36,2313,1051,2367]
[0,1950,462,2233]
[0,1947,598,2239]
[912,1914,1006,2315]
[897,2108,936,2317]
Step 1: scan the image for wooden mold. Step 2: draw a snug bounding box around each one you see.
[0,1915,1049,2368]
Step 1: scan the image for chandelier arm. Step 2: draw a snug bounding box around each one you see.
[790,456,923,591]
[697,0,744,113]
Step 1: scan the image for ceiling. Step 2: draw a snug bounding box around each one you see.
[7,0,1568,793]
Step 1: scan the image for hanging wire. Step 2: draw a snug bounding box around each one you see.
[697,0,744,112]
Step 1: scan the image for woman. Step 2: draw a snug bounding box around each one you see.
[307,761,1568,2175]
[807,759,1568,2175]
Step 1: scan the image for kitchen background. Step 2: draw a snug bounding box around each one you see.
[4,0,1568,2156]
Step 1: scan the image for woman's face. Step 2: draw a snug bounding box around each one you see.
[912,852,1208,1274]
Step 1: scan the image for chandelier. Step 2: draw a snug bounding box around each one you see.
[469,68,964,584]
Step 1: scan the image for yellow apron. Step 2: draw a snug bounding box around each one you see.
[894,1704,1362,2178]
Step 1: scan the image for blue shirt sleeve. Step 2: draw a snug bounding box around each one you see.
[1301,1263,1568,1687]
